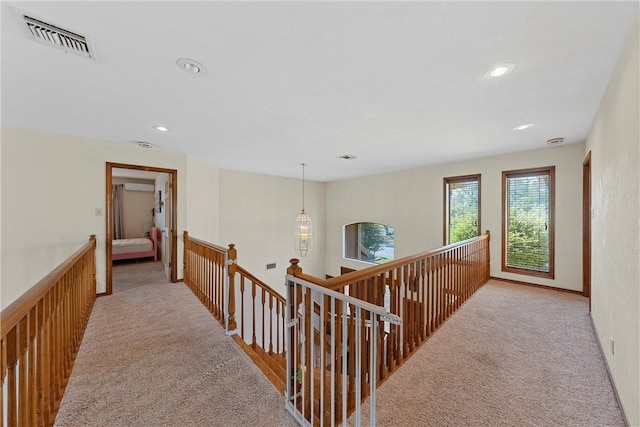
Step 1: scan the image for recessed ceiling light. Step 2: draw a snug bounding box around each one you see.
[484,63,516,79]
[137,142,153,149]
[514,123,533,130]
[176,58,207,75]
[152,125,170,132]
[339,154,357,160]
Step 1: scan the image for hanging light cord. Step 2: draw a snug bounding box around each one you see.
[301,163,306,213]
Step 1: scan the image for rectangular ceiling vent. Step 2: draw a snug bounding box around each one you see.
[23,15,93,59]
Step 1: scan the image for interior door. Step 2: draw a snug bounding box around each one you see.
[164,174,173,281]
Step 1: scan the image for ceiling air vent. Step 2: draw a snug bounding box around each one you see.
[23,15,93,59]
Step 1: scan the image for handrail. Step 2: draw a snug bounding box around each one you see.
[323,233,490,291]
[1,235,97,427]
[1,236,97,335]
[236,265,285,304]
[286,232,491,424]
[183,233,286,391]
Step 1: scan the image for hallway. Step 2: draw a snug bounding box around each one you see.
[54,262,625,426]
[54,261,295,426]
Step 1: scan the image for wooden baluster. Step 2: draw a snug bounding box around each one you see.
[227,244,237,331]
[28,306,38,426]
[1,336,6,427]
[419,258,426,342]
[251,280,257,348]
[269,294,274,355]
[7,327,18,427]
[276,301,281,355]
[240,277,246,340]
[183,231,189,288]
[261,287,266,352]
[18,316,29,426]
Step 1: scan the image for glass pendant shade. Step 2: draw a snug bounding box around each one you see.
[295,209,313,257]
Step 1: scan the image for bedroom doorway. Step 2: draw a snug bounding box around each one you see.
[106,162,178,295]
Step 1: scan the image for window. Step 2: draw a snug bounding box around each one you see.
[344,222,394,264]
[502,166,555,278]
[443,174,481,245]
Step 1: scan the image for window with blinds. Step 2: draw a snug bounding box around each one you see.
[444,174,481,245]
[502,166,555,278]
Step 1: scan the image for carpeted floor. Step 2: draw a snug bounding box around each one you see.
[353,280,625,426]
[56,262,624,426]
[54,261,296,427]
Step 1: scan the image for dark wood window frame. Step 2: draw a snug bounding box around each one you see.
[443,174,481,245]
[501,166,555,279]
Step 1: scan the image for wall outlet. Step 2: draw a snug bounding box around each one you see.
[266,263,276,270]
[610,337,615,356]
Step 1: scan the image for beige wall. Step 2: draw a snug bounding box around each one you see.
[218,169,326,296]
[0,126,191,308]
[112,177,155,238]
[586,14,639,426]
[325,142,585,291]
[185,155,220,244]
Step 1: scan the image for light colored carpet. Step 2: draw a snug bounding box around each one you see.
[352,280,625,426]
[54,261,296,427]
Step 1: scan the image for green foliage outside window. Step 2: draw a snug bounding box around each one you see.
[506,174,550,272]
[446,178,479,244]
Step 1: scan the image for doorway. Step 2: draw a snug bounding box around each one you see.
[106,162,178,295]
[583,152,592,310]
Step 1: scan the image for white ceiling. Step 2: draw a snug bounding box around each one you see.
[2,1,637,182]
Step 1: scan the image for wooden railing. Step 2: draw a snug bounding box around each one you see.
[183,232,286,390]
[183,232,236,331]
[286,232,491,424]
[1,235,97,427]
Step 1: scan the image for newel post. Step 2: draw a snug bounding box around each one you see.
[227,244,238,332]
[183,231,189,285]
[485,230,491,281]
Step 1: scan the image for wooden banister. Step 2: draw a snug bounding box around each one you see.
[1,235,97,427]
[286,232,491,424]
[183,233,288,392]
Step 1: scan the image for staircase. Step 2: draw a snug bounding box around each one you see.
[183,231,491,426]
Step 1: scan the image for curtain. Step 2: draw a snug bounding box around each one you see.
[112,184,124,240]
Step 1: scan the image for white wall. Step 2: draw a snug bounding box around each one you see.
[326,142,585,291]
[0,126,193,308]
[586,14,639,426]
[218,169,326,296]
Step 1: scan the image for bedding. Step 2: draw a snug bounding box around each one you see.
[112,227,158,262]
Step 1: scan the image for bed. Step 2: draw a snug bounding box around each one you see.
[112,227,159,262]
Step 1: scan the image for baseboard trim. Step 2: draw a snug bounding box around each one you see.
[96,292,107,298]
[589,315,630,427]
[489,276,583,295]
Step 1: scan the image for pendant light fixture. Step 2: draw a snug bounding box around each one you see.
[295,163,313,257]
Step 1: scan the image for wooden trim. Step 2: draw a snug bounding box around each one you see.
[106,163,179,293]
[489,276,583,295]
[501,166,555,280]
[443,174,481,245]
[583,152,592,306]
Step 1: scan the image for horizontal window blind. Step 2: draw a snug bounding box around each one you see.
[505,172,551,273]
[448,179,479,244]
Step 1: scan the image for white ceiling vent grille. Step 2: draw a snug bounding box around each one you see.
[23,15,93,59]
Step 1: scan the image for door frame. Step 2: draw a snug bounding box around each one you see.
[583,151,592,309]
[106,162,178,294]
